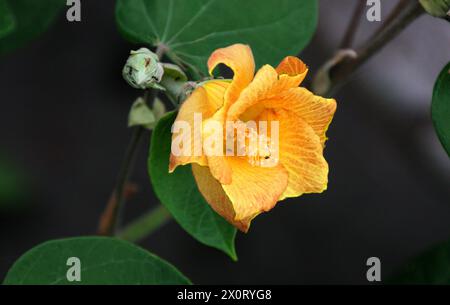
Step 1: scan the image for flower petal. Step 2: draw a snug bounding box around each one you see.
[204,155,233,185]
[169,80,229,172]
[270,87,337,145]
[202,44,256,184]
[258,109,329,199]
[276,56,308,88]
[222,157,288,222]
[226,65,279,121]
[276,56,307,75]
[227,62,308,122]
[192,164,250,232]
[201,113,233,185]
[208,44,255,106]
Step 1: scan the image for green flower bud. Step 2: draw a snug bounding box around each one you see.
[122,48,164,90]
[419,0,450,17]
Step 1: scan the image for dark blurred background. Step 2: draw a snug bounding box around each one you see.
[1,0,449,284]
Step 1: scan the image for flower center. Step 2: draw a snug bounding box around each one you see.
[227,120,278,167]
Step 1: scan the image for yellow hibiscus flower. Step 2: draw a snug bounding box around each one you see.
[169,44,336,232]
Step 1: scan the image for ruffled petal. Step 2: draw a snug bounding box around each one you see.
[227,65,279,121]
[201,113,233,185]
[169,80,229,172]
[276,56,308,88]
[203,44,256,184]
[227,59,309,122]
[192,164,250,232]
[208,44,255,106]
[269,87,337,145]
[258,109,329,199]
[222,157,288,222]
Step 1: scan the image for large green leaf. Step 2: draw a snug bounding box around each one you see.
[0,0,64,55]
[148,111,237,260]
[116,0,318,77]
[431,62,450,157]
[389,240,450,284]
[0,0,15,39]
[3,237,191,285]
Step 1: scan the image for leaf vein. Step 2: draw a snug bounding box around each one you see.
[171,7,302,49]
[166,0,218,44]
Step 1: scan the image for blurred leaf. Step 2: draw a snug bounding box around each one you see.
[0,0,15,39]
[148,111,237,260]
[389,240,450,284]
[152,97,166,121]
[0,160,27,211]
[116,0,318,77]
[431,62,450,157]
[128,97,156,130]
[0,0,65,55]
[3,237,191,285]
[128,97,167,130]
[419,0,450,17]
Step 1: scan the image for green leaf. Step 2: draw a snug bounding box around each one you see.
[116,0,318,77]
[148,111,237,260]
[152,97,166,121]
[389,240,450,284]
[431,62,450,157]
[3,237,191,285]
[128,97,156,130]
[0,0,15,39]
[0,0,65,55]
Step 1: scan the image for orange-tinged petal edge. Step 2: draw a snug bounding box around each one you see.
[208,44,255,106]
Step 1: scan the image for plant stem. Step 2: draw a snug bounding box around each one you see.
[324,1,424,95]
[369,0,410,40]
[117,205,172,243]
[155,43,168,59]
[339,0,366,49]
[111,127,144,233]
[99,45,165,236]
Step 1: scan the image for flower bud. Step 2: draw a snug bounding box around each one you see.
[122,48,164,90]
[419,0,450,17]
